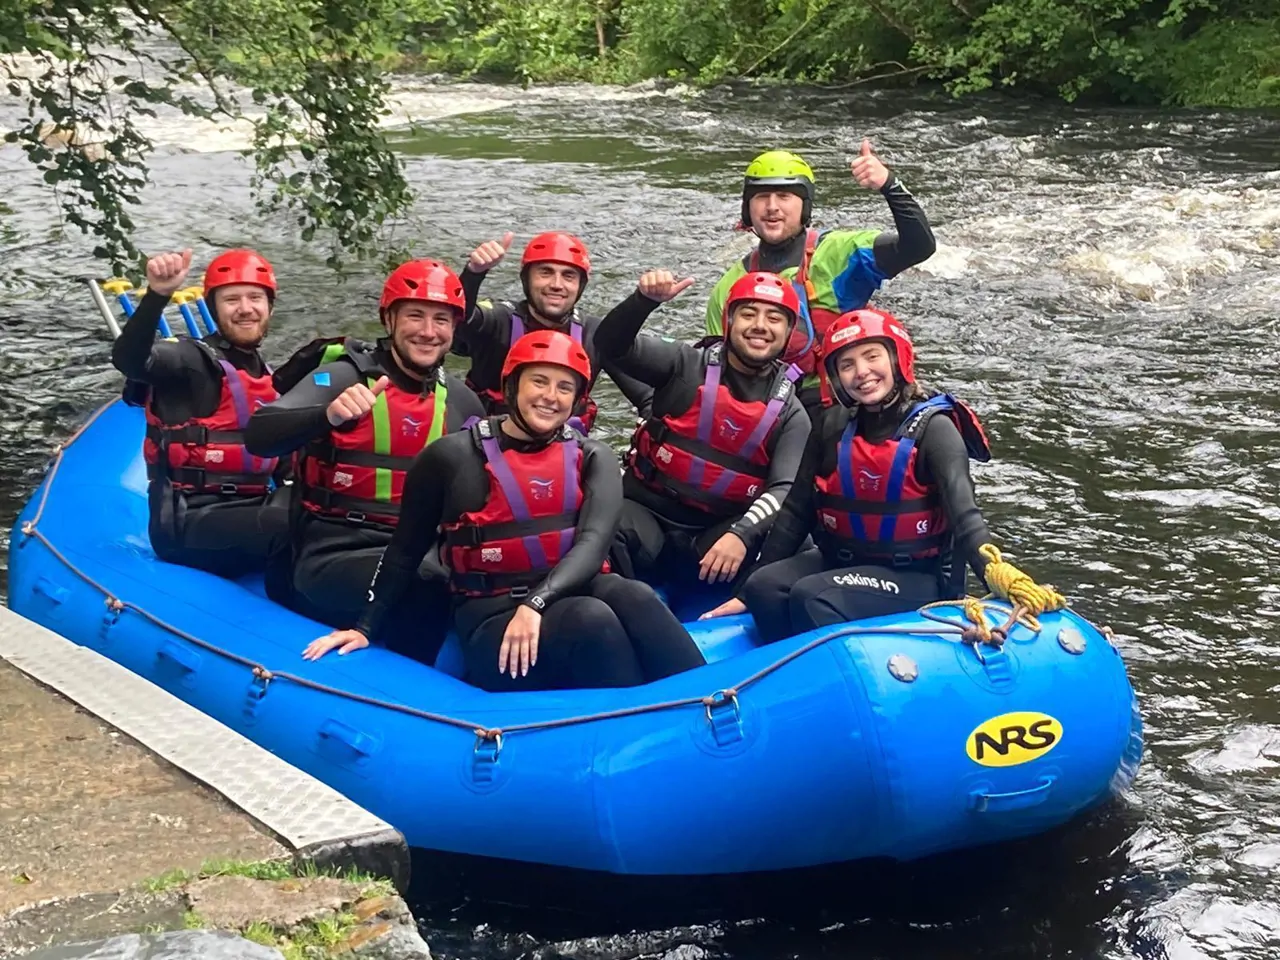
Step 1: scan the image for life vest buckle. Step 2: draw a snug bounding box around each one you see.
[508,586,531,600]
[344,511,367,525]
[891,553,914,569]
[219,482,240,495]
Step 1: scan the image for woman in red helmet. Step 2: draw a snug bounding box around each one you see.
[595,269,811,602]
[454,230,654,431]
[111,247,290,578]
[702,309,1058,641]
[244,260,484,662]
[304,331,706,692]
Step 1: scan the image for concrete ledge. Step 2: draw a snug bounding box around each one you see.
[0,605,409,898]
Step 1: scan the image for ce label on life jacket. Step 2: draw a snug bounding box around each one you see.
[965,711,1062,767]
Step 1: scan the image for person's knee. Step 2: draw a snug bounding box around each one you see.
[554,596,620,636]
[593,573,660,609]
[741,560,789,608]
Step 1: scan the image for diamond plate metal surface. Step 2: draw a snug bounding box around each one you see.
[0,606,395,852]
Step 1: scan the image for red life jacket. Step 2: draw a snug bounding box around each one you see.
[466,310,599,433]
[442,418,593,597]
[814,394,992,567]
[143,346,279,496]
[630,343,799,516]
[299,349,451,529]
[748,228,840,382]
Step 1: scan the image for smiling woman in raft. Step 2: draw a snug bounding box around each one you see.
[702,308,1065,639]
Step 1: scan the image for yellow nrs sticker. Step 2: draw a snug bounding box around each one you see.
[965,711,1062,767]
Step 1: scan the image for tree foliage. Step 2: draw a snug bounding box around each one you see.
[0,0,415,271]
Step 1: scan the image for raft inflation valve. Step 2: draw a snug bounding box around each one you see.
[1058,626,1087,655]
[887,654,918,683]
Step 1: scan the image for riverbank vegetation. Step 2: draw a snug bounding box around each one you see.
[3,0,1274,270]
[373,0,1279,109]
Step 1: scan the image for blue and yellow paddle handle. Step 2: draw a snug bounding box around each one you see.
[171,287,214,338]
[101,278,174,339]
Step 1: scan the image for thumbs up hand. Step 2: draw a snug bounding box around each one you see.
[850,139,889,191]
[326,375,390,426]
[637,270,696,303]
[468,232,515,273]
[145,249,193,298]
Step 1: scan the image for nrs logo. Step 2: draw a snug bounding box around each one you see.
[965,712,1062,767]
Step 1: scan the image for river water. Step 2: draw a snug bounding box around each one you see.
[1,78,1278,959]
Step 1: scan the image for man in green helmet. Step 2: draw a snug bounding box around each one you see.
[704,141,935,414]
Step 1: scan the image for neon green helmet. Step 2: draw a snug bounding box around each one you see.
[742,150,815,229]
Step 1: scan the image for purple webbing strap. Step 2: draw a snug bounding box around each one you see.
[689,358,722,488]
[558,438,578,557]
[510,314,525,343]
[479,432,549,570]
[217,360,275,476]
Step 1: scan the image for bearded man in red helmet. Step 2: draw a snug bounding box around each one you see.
[245,260,484,662]
[112,248,290,578]
[454,230,653,432]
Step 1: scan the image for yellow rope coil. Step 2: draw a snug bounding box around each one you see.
[978,544,1066,616]
[961,597,993,642]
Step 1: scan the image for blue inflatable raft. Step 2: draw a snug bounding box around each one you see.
[6,400,1143,876]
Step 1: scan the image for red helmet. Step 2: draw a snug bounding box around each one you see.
[203,249,277,296]
[822,308,916,407]
[380,260,464,315]
[520,232,591,279]
[721,271,800,333]
[502,330,592,394]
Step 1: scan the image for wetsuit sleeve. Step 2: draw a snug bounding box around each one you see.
[871,177,936,278]
[447,378,487,428]
[728,396,810,552]
[595,291,690,386]
[355,442,451,640]
[244,361,361,458]
[916,414,992,583]
[525,439,621,611]
[110,290,197,382]
[455,267,506,356]
[749,415,825,573]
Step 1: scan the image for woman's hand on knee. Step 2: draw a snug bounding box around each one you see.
[698,532,747,583]
[499,604,542,678]
[303,628,369,661]
[699,597,747,620]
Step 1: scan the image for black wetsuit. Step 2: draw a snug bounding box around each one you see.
[243,340,485,662]
[456,268,655,421]
[355,418,706,691]
[110,290,289,578]
[596,292,810,594]
[740,398,992,643]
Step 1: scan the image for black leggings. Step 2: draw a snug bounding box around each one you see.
[611,499,745,595]
[270,516,450,665]
[740,548,943,644]
[454,574,706,692]
[150,485,290,580]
